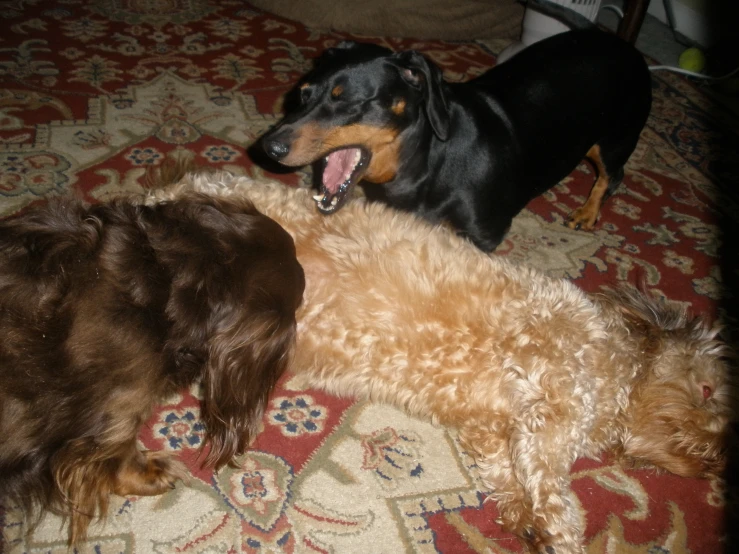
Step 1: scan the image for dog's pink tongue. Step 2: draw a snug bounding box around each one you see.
[323,148,359,193]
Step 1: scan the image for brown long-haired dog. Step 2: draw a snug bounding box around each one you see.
[0,192,305,545]
[151,171,733,554]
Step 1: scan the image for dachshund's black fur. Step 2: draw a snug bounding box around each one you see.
[261,0,652,251]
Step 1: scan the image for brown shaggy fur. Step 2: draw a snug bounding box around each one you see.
[0,192,305,545]
[151,170,733,554]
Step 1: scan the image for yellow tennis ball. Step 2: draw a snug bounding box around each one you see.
[678,47,706,73]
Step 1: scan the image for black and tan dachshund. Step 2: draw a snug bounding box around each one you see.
[261,0,652,251]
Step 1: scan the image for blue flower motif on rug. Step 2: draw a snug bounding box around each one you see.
[268,395,327,437]
[154,408,206,450]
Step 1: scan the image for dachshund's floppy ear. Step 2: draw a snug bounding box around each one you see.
[391,50,451,141]
[200,307,297,469]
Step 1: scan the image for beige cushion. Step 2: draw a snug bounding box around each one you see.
[250,0,524,41]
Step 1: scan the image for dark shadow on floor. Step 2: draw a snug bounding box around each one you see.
[708,4,739,553]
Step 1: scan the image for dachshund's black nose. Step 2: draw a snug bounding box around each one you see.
[262,137,290,161]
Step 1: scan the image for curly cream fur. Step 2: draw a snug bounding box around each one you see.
[148,170,732,554]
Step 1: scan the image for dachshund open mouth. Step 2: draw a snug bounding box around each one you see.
[313,147,369,214]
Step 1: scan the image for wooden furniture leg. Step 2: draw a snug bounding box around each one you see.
[617,0,650,44]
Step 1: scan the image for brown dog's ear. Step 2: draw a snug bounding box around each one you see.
[200,308,296,469]
[391,50,450,141]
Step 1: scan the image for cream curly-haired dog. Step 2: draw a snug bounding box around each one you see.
[149,169,732,554]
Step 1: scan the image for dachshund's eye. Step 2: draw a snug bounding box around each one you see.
[400,67,422,87]
[331,85,343,100]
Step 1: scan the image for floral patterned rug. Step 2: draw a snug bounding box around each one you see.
[1,1,738,553]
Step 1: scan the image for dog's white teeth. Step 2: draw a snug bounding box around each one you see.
[353,150,361,165]
[313,194,323,201]
[331,196,338,206]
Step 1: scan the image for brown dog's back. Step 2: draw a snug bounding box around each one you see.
[0,194,305,543]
